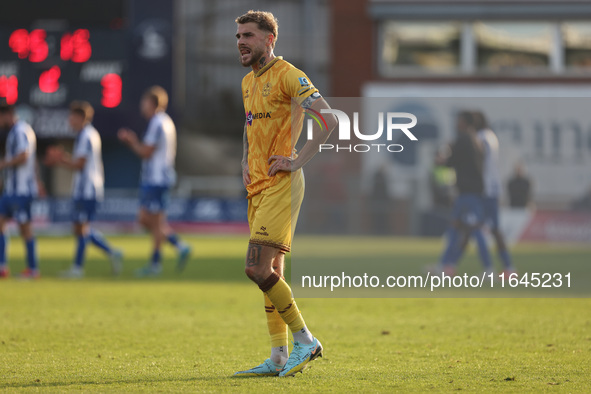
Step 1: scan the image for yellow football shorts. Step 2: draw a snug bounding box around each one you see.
[248,169,305,253]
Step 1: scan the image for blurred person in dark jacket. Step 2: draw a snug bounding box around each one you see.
[429,111,493,276]
[446,112,517,278]
[507,163,532,209]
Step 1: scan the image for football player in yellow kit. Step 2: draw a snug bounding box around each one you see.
[233,10,338,377]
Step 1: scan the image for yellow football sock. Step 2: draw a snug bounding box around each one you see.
[264,293,288,348]
[259,272,306,333]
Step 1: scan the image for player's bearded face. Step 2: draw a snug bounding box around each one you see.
[239,42,265,67]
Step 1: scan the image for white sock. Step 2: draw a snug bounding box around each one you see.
[292,326,314,345]
[270,346,288,365]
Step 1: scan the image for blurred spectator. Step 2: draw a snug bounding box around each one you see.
[320,161,347,233]
[430,110,493,274]
[472,111,515,275]
[571,186,591,211]
[370,166,390,235]
[430,145,456,209]
[507,163,532,208]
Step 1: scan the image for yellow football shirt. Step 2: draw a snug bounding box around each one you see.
[241,57,319,198]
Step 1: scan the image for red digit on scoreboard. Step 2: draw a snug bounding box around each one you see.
[0,75,19,104]
[61,29,91,62]
[72,29,91,62]
[101,73,122,108]
[8,29,48,62]
[39,66,61,93]
[8,29,29,59]
[28,29,48,62]
[60,32,73,61]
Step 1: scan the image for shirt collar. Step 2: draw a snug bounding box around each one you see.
[254,56,282,78]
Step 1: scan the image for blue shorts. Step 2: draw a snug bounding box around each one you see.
[482,196,499,231]
[451,194,484,227]
[0,195,33,224]
[72,199,98,223]
[139,185,170,213]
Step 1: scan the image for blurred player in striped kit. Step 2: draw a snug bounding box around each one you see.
[45,101,123,278]
[0,98,40,279]
[450,111,517,277]
[432,111,493,275]
[118,86,191,277]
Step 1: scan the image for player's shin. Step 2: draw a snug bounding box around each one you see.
[494,232,514,269]
[264,293,289,365]
[74,235,89,267]
[440,227,461,265]
[499,249,513,269]
[89,229,112,254]
[166,233,183,249]
[25,238,38,270]
[260,271,313,345]
[472,229,493,271]
[151,248,161,267]
[0,232,7,267]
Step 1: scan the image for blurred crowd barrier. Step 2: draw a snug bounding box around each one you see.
[17,196,248,236]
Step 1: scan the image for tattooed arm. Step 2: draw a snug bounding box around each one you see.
[267,96,337,176]
[242,121,251,187]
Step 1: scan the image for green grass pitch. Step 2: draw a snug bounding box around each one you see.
[0,235,590,392]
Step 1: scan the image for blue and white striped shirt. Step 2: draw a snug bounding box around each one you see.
[141,111,177,187]
[72,124,104,201]
[478,128,502,199]
[4,120,37,197]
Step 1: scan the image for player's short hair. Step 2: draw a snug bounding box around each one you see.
[235,10,279,48]
[143,85,168,111]
[472,111,488,130]
[0,97,14,114]
[69,100,94,122]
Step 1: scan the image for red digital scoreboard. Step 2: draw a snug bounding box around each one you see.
[0,1,129,138]
[0,0,173,141]
[4,28,122,106]
[1,27,126,107]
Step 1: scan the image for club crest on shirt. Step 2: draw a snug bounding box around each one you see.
[244,89,249,99]
[262,82,272,97]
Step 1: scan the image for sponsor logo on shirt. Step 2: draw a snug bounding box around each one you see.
[246,110,272,126]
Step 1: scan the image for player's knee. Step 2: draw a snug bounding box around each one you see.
[492,229,506,245]
[244,265,258,282]
[19,225,32,240]
[244,265,266,284]
[138,211,151,228]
